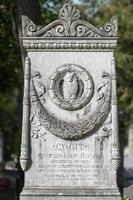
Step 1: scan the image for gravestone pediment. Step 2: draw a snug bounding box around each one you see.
[22,2,117,38]
[20,2,121,200]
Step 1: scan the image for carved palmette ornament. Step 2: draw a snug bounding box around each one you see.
[30,70,111,140]
[48,64,94,111]
[22,1,117,38]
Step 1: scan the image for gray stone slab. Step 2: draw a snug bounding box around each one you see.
[20,197,122,200]
[20,1,122,200]
[124,185,133,200]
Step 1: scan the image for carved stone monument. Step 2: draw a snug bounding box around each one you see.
[20,2,122,200]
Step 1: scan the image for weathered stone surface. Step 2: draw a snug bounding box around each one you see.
[20,2,122,200]
[21,196,121,200]
[124,185,133,200]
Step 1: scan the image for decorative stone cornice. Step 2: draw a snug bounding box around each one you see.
[22,38,117,51]
[21,187,121,196]
[22,1,117,38]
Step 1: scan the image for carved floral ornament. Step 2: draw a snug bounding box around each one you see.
[22,1,117,38]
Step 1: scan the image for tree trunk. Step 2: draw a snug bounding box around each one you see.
[13,0,41,67]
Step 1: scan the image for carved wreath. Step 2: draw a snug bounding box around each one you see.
[48,64,94,110]
[30,68,111,140]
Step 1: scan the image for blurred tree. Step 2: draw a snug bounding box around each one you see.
[79,0,133,144]
[0,0,66,161]
[0,0,132,161]
[40,0,68,24]
[78,0,110,19]
[0,0,22,160]
[14,0,41,66]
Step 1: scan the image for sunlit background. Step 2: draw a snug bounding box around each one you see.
[0,0,133,199]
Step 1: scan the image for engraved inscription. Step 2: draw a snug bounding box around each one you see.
[37,142,105,186]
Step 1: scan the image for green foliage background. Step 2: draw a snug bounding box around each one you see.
[81,0,133,143]
[0,0,22,160]
[0,0,133,161]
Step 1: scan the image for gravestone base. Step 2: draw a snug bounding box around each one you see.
[21,197,121,200]
[21,196,122,200]
[20,187,122,200]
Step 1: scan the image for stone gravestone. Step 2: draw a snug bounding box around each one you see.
[20,2,122,200]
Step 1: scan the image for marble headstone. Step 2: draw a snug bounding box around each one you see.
[20,2,122,200]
